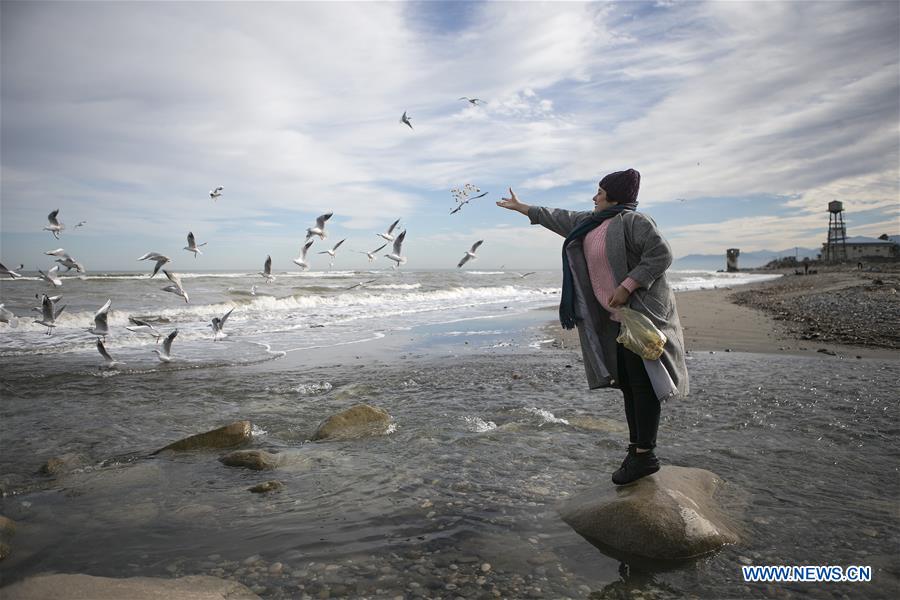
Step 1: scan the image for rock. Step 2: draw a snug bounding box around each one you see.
[311,404,392,441]
[153,421,252,455]
[0,542,9,561]
[248,481,284,494]
[38,453,87,476]
[0,573,260,599]
[220,450,281,471]
[0,516,15,537]
[558,466,740,560]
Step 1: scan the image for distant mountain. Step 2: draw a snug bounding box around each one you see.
[673,247,820,271]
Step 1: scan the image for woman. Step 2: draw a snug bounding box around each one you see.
[497,169,688,485]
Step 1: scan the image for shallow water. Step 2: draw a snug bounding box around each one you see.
[1,310,898,599]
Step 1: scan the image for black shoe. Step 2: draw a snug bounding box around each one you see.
[612,447,660,485]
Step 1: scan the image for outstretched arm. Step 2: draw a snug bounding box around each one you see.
[497,188,590,237]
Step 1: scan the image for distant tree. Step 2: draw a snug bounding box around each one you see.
[878,233,890,240]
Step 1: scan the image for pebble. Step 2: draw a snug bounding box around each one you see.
[269,562,284,574]
[481,563,492,573]
[738,555,753,565]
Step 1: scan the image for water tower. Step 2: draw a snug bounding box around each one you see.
[826,200,847,262]
[726,248,740,272]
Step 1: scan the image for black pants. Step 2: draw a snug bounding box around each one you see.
[617,344,661,450]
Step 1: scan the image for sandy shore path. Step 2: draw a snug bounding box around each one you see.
[549,268,899,360]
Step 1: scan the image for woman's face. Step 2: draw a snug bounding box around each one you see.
[593,185,616,211]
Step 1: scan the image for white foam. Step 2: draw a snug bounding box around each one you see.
[524,407,570,425]
[463,415,498,432]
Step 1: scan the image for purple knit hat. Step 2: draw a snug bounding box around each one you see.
[599,169,641,206]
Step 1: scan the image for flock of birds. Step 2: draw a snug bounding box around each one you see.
[0,97,540,367]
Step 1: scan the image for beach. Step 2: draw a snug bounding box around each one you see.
[1,268,898,599]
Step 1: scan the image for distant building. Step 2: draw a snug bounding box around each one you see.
[726,248,740,272]
[822,235,899,260]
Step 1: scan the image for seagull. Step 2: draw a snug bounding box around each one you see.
[126,316,162,343]
[317,238,346,267]
[450,191,488,214]
[137,252,171,278]
[384,230,407,269]
[154,330,178,363]
[86,299,112,340]
[33,294,65,335]
[55,255,86,274]
[45,249,84,272]
[514,271,537,278]
[459,97,486,106]
[259,255,274,282]
[306,212,333,241]
[209,186,224,200]
[357,243,387,262]
[0,261,23,279]
[292,239,315,270]
[96,339,124,368]
[346,279,377,290]
[210,307,235,341]
[32,293,63,316]
[457,240,484,268]
[0,304,18,327]
[377,219,401,242]
[400,111,413,130]
[184,231,207,257]
[250,284,257,296]
[37,266,63,287]
[43,209,65,239]
[75,220,88,228]
[161,270,190,303]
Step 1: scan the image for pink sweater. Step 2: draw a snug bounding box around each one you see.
[584,220,640,322]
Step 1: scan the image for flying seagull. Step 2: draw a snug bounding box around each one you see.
[33,294,65,335]
[184,231,207,257]
[450,191,488,215]
[96,339,124,368]
[459,97,486,106]
[154,330,178,363]
[400,111,413,130]
[0,304,17,327]
[43,209,65,239]
[0,261,23,279]
[75,220,88,228]
[209,186,224,200]
[384,230,407,269]
[457,240,484,268]
[377,219,401,242]
[32,293,63,317]
[126,316,162,343]
[317,238,346,267]
[306,212,333,241]
[210,307,235,341]
[46,249,85,273]
[37,266,63,287]
[346,279,377,290]
[292,239,315,270]
[259,255,274,282]
[513,271,537,279]
[137,252,171,278]
[86,299,112,340]
[357,243,387,262]
[162,270,189,303]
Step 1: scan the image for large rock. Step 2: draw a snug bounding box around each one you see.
[0,573,260,599]
[38,453,88,476]
[219,449,281,470]
[311,404,392,441]
[153,421,252,455]
[558,466,740,560]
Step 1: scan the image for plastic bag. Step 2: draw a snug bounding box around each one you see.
[616,306,667,360]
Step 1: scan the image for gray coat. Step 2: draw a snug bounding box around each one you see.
[528,206,689,398]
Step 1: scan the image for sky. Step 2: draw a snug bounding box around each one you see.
[1,0,898,272]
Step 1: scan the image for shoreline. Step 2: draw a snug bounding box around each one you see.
[543,268,899,360]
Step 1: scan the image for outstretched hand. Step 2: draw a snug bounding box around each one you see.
[496,188,530,215]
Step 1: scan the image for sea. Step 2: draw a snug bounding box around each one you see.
[1,268,897,599]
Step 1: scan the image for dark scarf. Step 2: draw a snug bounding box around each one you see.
[559,203,637,329]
